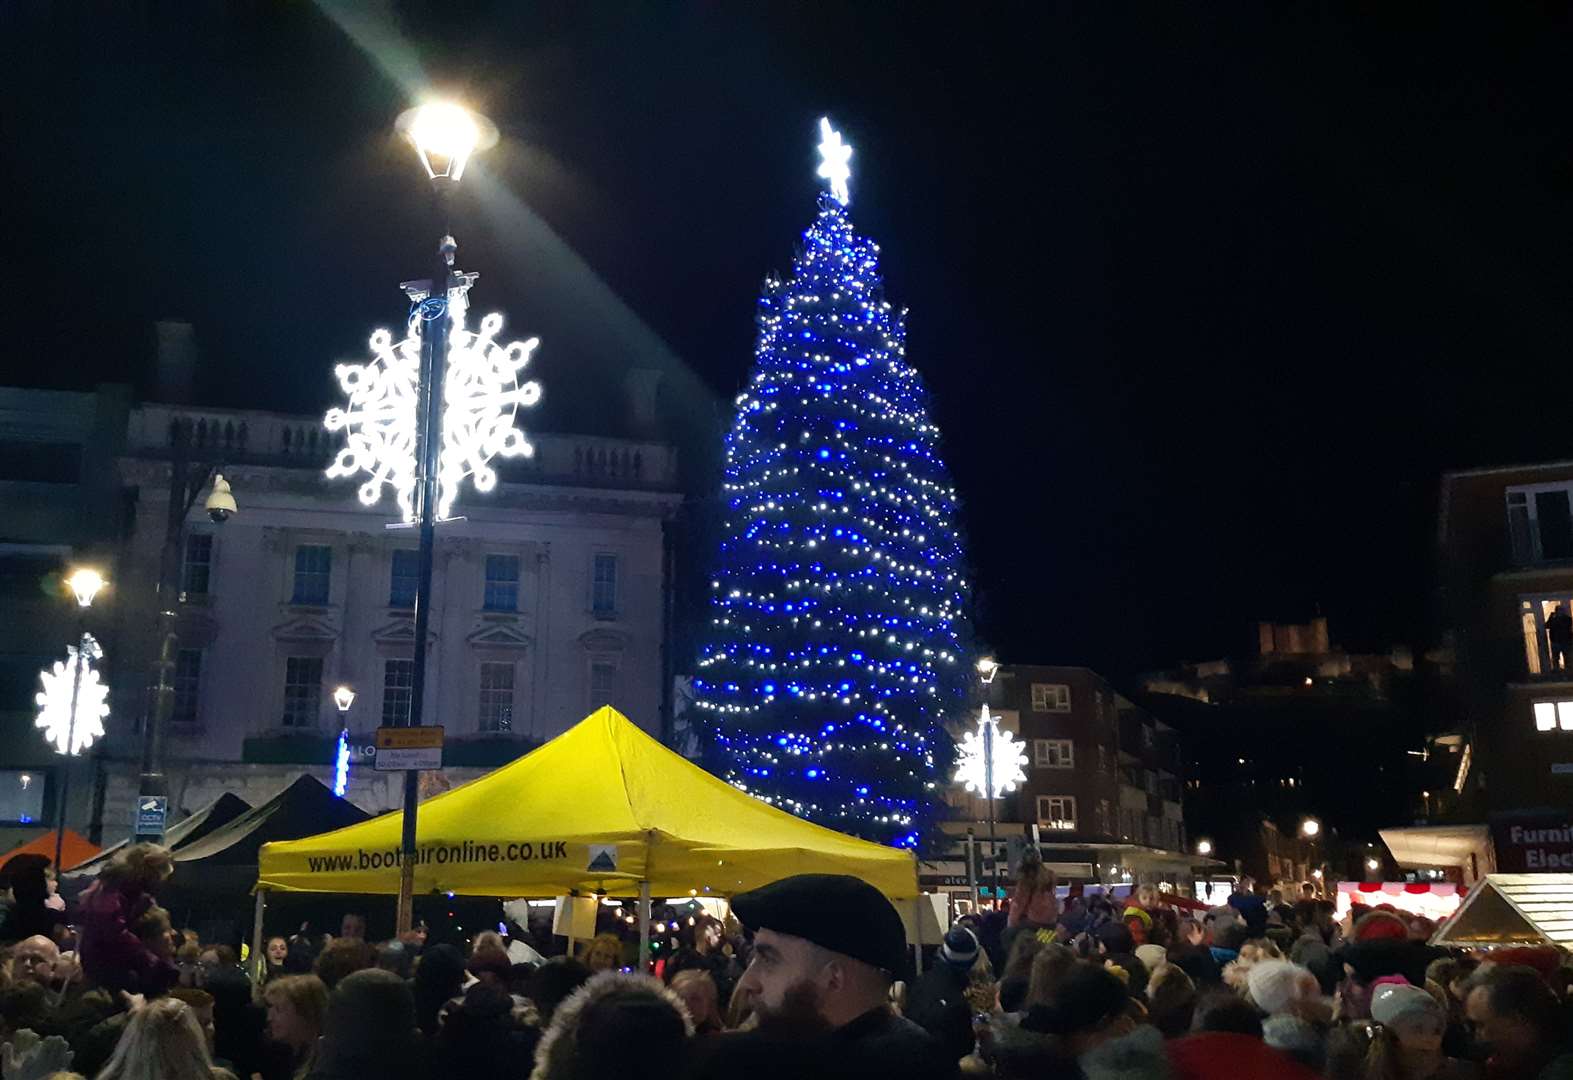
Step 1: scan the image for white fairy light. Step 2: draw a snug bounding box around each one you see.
[324,294,541,523]
[817,117,852,206]
[954,705,1027,799]
[35,636,108,756]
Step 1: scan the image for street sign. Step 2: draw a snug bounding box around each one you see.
[373,726,444,771]
[135,796,168,838]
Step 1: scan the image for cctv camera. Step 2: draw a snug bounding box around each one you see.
[205,473,237,524]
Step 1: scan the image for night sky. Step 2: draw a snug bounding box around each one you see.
[6,4,1573,686]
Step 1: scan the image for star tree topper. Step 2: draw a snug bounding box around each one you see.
[954,705,1029,800]
[325,288,542,523]
[35,636,109,756]
[817,116,852,205]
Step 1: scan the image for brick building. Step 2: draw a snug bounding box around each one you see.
[926,664,1190,907]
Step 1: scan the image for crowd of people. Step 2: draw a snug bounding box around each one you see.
[0,842,1569,1080]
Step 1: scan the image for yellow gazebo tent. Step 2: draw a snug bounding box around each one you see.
[257,707,918,901]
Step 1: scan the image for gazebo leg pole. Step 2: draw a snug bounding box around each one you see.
[638,881,652,974]
[250,891,267,984]
[912,896,923,975]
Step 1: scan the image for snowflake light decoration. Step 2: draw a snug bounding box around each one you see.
[325,292,541,523]
[35,636,108,756]
[954,705,1029,799]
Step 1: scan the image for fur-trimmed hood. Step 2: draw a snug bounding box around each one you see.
[528,971,695,1080]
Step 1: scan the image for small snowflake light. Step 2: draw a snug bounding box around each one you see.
[954,705,1028,799]
[35,636,108,756]
[325,291,541,523]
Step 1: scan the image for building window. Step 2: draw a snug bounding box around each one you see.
[182,533,213,597]
[172,649,202,724]
[1532,700,1573,732]
[1031,683,1071,712]
[592,554,618,618]
[389,550,418,609]
[484,555,520,612]
[282,657,323,727]
[382,659,415,725]
[479,662,515,732]
[1034,738,1074,769]
[589,656,618,710]
[1037,795,1077,831]
[1507,486,1573,564]
[291,545,332,605]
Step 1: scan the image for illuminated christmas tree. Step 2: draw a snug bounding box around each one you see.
[693,120,971,850]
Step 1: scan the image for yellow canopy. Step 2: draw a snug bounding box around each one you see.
[257,707,917,900]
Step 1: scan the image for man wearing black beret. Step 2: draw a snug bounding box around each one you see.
[720,873,957,1079]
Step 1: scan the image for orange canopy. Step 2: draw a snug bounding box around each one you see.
[0,829,100,873]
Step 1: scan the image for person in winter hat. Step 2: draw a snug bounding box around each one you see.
[903,926,980,1065]
[1244,959,1320,1019]
[1367,980,1477,1080]
[727,874,950,1078]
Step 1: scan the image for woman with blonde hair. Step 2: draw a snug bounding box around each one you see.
[94,997,233,1080]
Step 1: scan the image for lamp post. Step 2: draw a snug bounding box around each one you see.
[332,686,356,798]
[135,418,236,843]
[1300,817,1322,894]
[42,569,108,869]
[391,102,494,933]
[954,704,1027,909]
[324,102,534,933]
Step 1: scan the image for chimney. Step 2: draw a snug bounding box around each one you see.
[154,321,196,404]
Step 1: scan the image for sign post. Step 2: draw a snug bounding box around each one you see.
[373,726,444,772]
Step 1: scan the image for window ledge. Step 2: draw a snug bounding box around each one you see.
[479,610,522,620]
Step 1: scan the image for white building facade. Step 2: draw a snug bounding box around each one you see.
[97,403,680,836]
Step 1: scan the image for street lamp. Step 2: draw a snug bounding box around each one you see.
[1366,857,1380,872]
[397,103,497,184]
[1300,818,1321,838]
[954,704,1028,907]
[38,569,110,870]
[1196,839,1214,856]
[332,686,355,798]
[976,656,1000,685]
[325,100,536,934]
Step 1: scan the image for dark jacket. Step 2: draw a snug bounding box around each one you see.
[831,1006,958,1080]
[903,963,975,1065]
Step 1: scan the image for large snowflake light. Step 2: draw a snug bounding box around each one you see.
[35,636,108,756]
[954,706,1029,800]
[325,292,541,523]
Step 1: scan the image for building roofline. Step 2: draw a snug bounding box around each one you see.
[1441,459,1573,482]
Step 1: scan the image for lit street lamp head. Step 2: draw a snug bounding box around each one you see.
[1196,839,1213,856]
[1301,818,1321,838]
[333,685,356,713]
[397,102,498,184]
[65,568,105,608]
[975,656,999,684]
